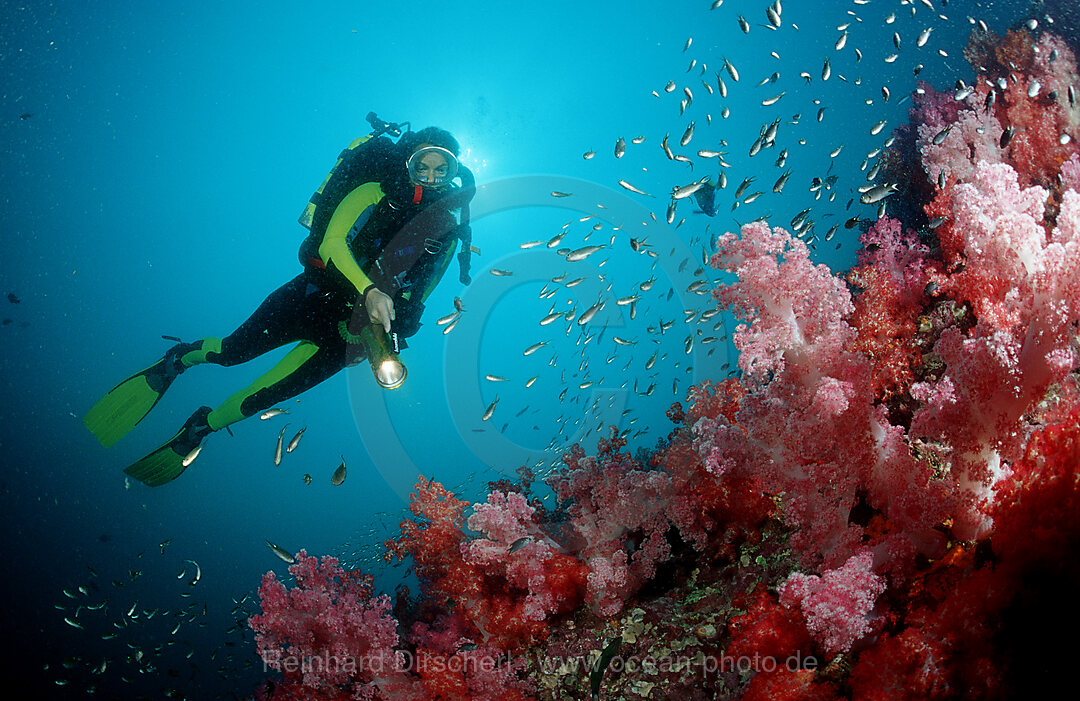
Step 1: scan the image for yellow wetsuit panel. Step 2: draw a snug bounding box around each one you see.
[319,182,386,296]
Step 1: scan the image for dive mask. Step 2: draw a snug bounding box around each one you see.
[406,146,459,189]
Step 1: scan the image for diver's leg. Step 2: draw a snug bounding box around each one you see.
[204,340,348,431]
[211,273,323,366]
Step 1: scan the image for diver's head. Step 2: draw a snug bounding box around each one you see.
[401,127,461,189]
[406,145,459,188]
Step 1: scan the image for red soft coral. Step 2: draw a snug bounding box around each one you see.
[741,668,839,701]
[846,217,939,398]
[387,478,548,651]
[727,585,813,663]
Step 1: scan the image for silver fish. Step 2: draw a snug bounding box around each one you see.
[672,179,708,199]
[181,442,203,468]
[735,176,755,199]
[274,423,289,466]
[566,245,604,262]
[266,540,297,564]
[860,183,898,204]
[680,121,695,147]
[723,56,739,82]
[772,170,791,193]
[523,341,548,356]
[615,137,626,158]
[286,426,306,454]
[260,408,288,420]
[618,179,652,197]
[577,299,604,325]
[482,396,499,421]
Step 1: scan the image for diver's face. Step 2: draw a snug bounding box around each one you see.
[411,147,450,185]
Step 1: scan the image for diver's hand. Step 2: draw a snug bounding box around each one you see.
[364,287,395,334]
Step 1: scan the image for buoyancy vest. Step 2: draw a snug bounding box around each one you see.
[297,133,478,285]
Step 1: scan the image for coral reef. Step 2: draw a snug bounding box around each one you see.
[249,27,1080,701]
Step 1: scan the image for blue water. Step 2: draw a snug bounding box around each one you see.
[0,0,1052,697]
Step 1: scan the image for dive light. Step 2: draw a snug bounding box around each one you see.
[358,323,407,389]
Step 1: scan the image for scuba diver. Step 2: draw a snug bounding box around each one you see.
[83,113,478,486]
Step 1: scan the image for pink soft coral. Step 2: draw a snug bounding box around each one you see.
[463,490,586,622]
[910,160,1080,538]
[548,436,678,616]
[778,550,886,655]
[698,221,947,572]
[249,551,418,699]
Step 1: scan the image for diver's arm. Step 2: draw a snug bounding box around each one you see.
[318,182,386,296]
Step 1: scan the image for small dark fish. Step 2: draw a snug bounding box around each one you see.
[1000,125,1015,148]
[6,293,19,304]
[590,635,623,700]
[303,473,312,485]
[330,456,347,486]
[508,537,531,553]
[456,641,479,653]
[18,113,31,120]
